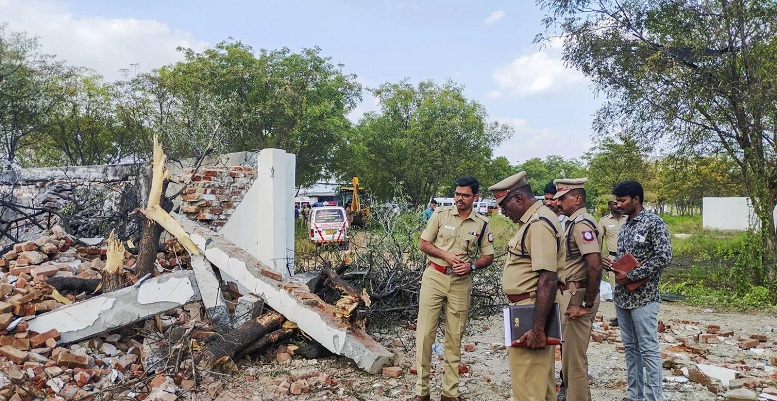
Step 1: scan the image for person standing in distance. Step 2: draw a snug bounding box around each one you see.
[603,180,672,401]
[599,194,628,326]
[489,171,565,401]
[544,182,568,232]
[554,178,602,401]
[413,176,495,401]
[424,199,438,223]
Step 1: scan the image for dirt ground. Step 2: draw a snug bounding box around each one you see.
[205,300,776,401]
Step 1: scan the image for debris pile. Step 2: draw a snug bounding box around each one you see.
[0,226,211,400]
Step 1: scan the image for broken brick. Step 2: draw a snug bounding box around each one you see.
[382,366,403,378]
[30,264,61,278]
[56,350,89,368]
[0,313,13,330]
[0,345,29,364]
[739,338,760,349]
[30,329,61,348]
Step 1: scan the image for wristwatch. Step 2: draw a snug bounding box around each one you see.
[582,301,594,309]
[469,262,477,272]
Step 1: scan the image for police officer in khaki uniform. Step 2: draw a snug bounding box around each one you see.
[553,178,602,401]
[599,195,627,323]
[413,176,495,401]
[489,171,565,401]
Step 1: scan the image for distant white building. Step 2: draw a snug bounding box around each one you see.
[296,182,341,205]
[702,197,777,231]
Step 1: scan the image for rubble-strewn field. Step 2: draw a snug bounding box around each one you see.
[211,301,777,401]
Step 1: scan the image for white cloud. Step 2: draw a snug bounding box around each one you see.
[492,38,586,98]
[484,10,505,26]
[0,0,209,82]
[493,117,592,163]
[486,90,502,99]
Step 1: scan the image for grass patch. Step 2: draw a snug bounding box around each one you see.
[661,215,776,310]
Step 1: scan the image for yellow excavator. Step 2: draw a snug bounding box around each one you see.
[341,176,369,227]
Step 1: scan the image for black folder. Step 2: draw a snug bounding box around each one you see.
[503,302,563,347]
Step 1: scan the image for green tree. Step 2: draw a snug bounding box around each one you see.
[538,0,777,280]
[583,136,655,203]
[0,25,73,168]
[18,71,131,167]
[657,154,744,216]
[338,79,513,206]
[514,155,587,195]
[146,41,362,186]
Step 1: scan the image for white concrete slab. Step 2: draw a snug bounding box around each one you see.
[27,270,201,343]
[191,254,232,331]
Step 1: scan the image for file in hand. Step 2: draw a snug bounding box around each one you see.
[608,252,649,292]
[503,303,562,347]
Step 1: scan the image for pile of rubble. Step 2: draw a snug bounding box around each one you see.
[0,226,211,400]
[588,310,777,401]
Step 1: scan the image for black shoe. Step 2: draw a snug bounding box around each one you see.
[610,318,619,327]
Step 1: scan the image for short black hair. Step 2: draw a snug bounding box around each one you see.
[455,176,480,194]
[430,199,438,205]
[543,182,557,195]
[613,180,644,204]
[567,188,587,203]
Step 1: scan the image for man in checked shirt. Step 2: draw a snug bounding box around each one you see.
[603,180,672,401]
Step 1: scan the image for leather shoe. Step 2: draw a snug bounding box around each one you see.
[410,396,430,401]
[440,396,465,401]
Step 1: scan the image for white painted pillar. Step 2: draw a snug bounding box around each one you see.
[221,149,296,278]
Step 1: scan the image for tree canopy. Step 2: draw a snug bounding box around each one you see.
[335,79,513,206]
[538,0,777,278]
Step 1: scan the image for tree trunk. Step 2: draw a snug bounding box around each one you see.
[102,232,129,292]
[235,327,296,360]
[197,311,284,370]
[47,277,101,294]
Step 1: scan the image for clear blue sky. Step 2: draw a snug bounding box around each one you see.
[2,0,602,163]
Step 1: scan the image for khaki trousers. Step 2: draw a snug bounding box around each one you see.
[560,287,599,401]
[507,298,557,401]
[415,268,473,397]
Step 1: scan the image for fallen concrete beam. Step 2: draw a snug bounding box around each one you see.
[191,254,232,331]
[28,270,200,343]
[175,214,393,374]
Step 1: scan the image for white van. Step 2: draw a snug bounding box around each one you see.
[308,206,349,246]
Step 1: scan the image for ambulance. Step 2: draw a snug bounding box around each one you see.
[308,206,349,247]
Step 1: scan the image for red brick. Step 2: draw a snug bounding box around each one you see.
[30,329,61,348]
[0,313,13,329]
[750,334,768,342]
[12,338,29,350]
[0,345,29,364]
[382,366,403,378]
[290,379,309,395]
[21,242,37,251]
[739,338,760,349]
[30,264,61,278]
[39,243,59,254]
[56,351,89,368]
[261,268,283,281]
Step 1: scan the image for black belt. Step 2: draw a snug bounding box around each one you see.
[609,251,617,256]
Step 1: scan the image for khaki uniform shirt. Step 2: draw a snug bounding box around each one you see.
[599,213,627,256]
[420,206,495,266]
[561,208,602,283]
[502,201,565,295]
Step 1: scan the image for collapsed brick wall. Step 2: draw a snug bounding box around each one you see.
[0,152,259,251]
[170,166,257,229]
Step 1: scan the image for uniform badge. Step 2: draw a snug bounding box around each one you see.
[488,233,493,243]
[582,231,595,242]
